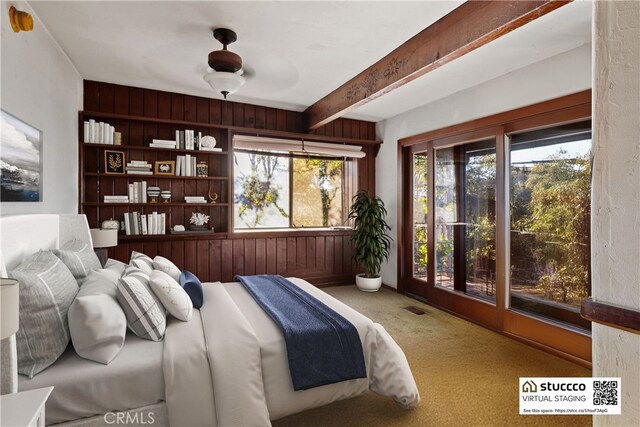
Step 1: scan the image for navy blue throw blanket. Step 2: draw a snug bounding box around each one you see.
[234,274,367,390]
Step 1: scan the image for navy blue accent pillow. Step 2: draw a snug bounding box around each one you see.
[179,270,204,309]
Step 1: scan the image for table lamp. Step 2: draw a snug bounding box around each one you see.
[1,278,19,394]
[90,228,118,267]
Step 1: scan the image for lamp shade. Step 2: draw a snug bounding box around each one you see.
[1,278,19,340]
[203,70,245,99]
[90,228,118,249]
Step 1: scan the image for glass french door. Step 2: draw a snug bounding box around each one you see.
[400,118,592,362]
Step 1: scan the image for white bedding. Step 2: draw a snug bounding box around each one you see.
[163,278,420,426]
[18,333,165,425]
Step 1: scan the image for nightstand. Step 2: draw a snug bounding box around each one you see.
[0,387,53,427]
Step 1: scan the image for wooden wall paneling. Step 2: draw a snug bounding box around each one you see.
[325,236,335,273]
[171,93,185,121]
[233,239,244,276]
[255,238,266,273]
[232,103,244,127]
[196,97,209,124]
[197,239,210,280]
[334,235,344,274]
[306,237,316,271]
[184,240,198,272]
[209,240,221,280]
[276,238,287,272]
[296,236,307,269]
[184,96,197,122]
[84,81,100,111]
[266,238,277,274]
[221,101,233,126]
[157,241,171,259]
[244,104,256,128]
[221,240,233,282]
[114,85,130,115]
[209,99,222,125]
[315,237,325,274]
[158,92,171,120]
[287,237,297,272]
[276,110,287,131]
[244,238,256,275]
[286,111,298,133]
[266,108,277,130]
[255,106,266,129]
[171,240,185,271]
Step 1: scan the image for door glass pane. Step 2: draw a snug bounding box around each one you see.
[435,141,496,302]
[509,124,591,330]
[413,153,428,279]
[435,148,456,289]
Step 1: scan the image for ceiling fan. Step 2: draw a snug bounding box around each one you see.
[203,28,246,99]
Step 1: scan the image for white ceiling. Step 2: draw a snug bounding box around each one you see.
[29,1,591,124]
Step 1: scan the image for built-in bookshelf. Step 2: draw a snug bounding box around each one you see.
[79,110,232,240]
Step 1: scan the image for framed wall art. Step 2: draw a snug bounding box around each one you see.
[104,150,125,174]
[0,110,43,202]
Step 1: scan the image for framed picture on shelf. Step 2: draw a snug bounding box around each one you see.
[155,160,175,176]
[104,150,125,174]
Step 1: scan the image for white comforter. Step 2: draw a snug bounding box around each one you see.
[163,278,420,426]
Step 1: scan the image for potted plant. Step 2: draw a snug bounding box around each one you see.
[348,190,392,292]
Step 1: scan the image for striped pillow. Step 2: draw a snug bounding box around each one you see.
[53,239,102,285]
[130,251,154,275]
[116,268,166,341]
[9,251,79,377]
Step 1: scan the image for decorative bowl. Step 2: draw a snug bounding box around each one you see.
[147,186,161,203]
[161,190,171,203]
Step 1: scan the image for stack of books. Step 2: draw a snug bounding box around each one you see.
[127,181,148,203]
[184,196,206,204]
[84,119,116,144]
[150,139,177,149]
[104,195,129,203]
[175,155,198,176]
[123,211,166,236]
[126,161,152,175]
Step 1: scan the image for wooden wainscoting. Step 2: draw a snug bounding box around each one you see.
[107,230,358,286]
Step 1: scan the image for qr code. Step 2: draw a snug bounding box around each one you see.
[593,381,618,405]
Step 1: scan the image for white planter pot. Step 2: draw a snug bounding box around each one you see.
[355,274,382,292]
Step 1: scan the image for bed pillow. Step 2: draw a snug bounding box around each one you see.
[116,268,166,341]
[53,239,102,285]
[68,268,127,364]
[104,258,127,276]
[149,270,193,321]
[130,251,153,275]
[152,256,181,282]
[9,251,79,377]
[179,270,204,309]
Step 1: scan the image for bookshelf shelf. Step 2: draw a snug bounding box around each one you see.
[83,172,228,181]
[82,202,229,207]
[81,142,228,156]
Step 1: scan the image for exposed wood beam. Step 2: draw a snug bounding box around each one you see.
[304,1,572,130]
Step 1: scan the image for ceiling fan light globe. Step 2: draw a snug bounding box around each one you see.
[203,71,246,98]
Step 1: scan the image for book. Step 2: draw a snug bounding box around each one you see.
[152,139,177,145]
[185,154,192,176]
[141,214,148,235]
[123,214,131,235]
[200,147,223,152]
[126,171,153,175]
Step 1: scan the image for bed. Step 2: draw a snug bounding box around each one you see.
[1,214,419,426]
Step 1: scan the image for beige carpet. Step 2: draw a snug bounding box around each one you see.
[273,286,591,427]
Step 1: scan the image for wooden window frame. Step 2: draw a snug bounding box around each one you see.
[398,90,593,366]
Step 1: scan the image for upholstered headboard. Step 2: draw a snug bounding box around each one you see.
[0,214,92,276]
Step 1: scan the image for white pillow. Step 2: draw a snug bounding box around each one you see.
[10,251,79,377]
[152,256,181,281]
[149,270,193,321]
[68,269,127,364]
[53,239,102,285]
[130,251,153,275]
[104,258,127,276]
[116,268,166,341]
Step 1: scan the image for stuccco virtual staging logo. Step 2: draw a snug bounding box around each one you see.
[519,377,621,415]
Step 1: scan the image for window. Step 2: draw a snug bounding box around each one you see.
[233,137,363,230]
[509,124,591,330]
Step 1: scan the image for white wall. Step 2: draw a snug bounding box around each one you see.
[375,43,592,288]
[1,1,82,215]
[592,1,640,426]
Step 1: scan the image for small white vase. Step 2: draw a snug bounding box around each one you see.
[355,274,382,292]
